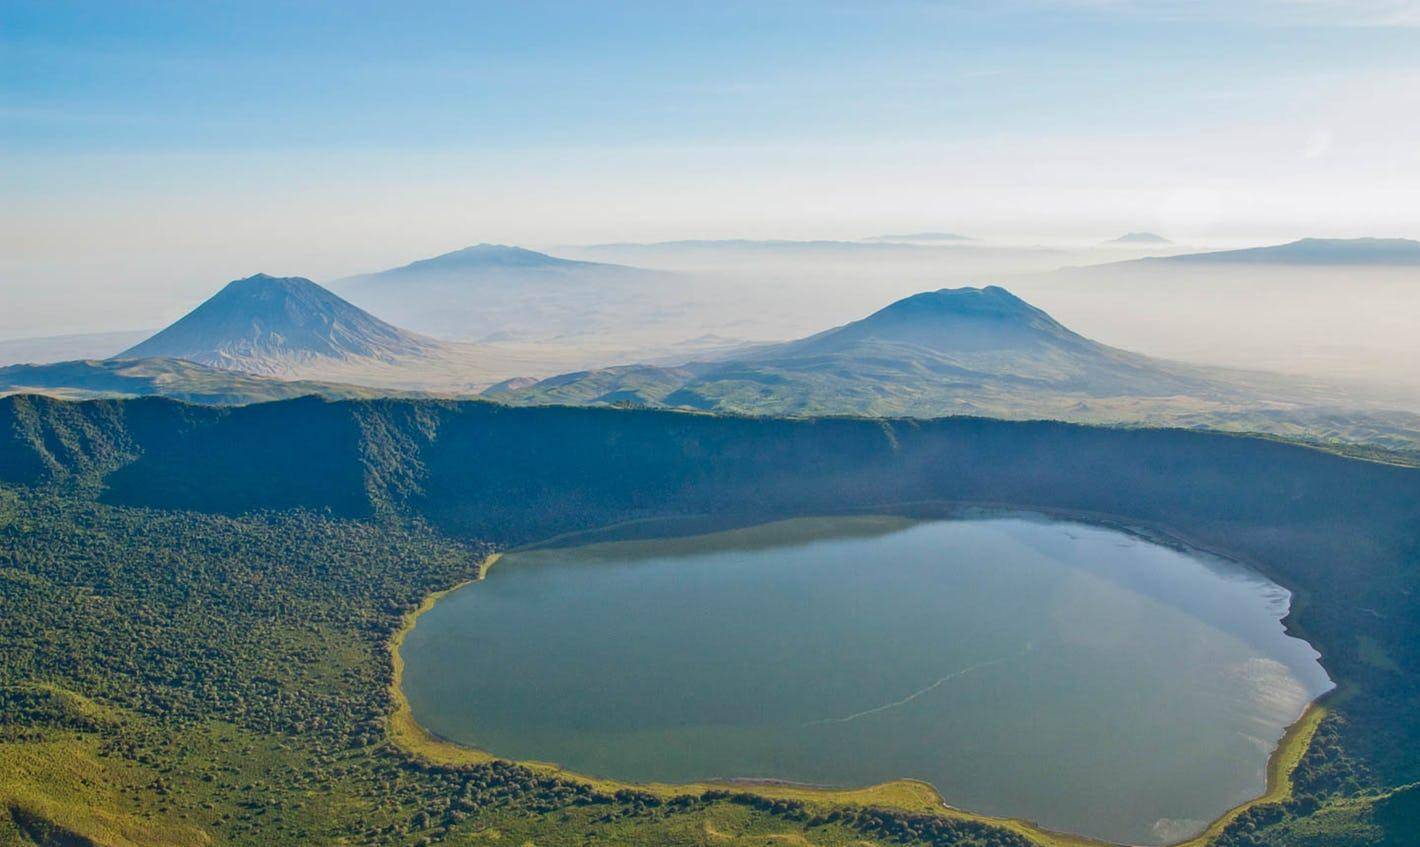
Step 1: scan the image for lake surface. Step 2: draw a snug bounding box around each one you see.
[401,514,1333,845]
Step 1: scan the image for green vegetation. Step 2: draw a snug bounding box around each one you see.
[2,393,1418,845]
[0,490,1029,847]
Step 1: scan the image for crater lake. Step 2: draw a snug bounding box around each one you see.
[400,513,1333,845]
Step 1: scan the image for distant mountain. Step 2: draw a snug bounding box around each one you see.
[862,232,974,243]
[119,274,444,375]
[1145,237,1420,265]
[349,243,634,277]
[761,286,1100,360]
[489,286,1213,410]
[1107,232,1171,245]
[112,273,573,393]
[0,357,398,405]
[486,286,1420,454]
[331,244,665,342]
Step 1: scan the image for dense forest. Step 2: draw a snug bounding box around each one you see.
[2,393,1418,846]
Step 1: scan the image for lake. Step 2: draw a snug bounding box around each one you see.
[400,513,1333,845]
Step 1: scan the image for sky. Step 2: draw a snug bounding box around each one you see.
[4,0,1420,337]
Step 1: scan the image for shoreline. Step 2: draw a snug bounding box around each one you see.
[385,509,1335,847]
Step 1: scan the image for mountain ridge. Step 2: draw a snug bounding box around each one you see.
[1138,237,1420,265]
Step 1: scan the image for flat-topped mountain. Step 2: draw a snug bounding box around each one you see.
[1108,232,1171,245]
[119,274,444,375]
[331,244,666,342]
[349,243,631,277]
[1146,237,1420,265]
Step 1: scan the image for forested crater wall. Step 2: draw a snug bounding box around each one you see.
[2,395,1420,812]
[2,392,1419,791]
[4,394,1418,547]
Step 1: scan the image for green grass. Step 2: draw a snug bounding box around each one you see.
[1176,703,1328,847]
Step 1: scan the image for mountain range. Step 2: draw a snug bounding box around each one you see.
[6,238,1420,457]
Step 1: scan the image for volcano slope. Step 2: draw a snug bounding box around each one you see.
[1,394,1417,847]
[487,286,1420,461]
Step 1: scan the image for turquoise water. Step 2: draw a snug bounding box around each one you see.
[401,514,1332,845]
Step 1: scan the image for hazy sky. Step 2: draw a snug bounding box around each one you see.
[4,1,1420,337]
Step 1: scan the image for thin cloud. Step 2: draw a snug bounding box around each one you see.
[1035,0,1420,26]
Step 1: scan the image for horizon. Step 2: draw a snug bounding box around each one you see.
[7,1,1420,339]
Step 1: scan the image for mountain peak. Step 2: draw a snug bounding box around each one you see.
[439,243,560,263]
[860,285,1061,330]
[875,285,1031,315]
[117,274,440,375]
[776,286,1088,357]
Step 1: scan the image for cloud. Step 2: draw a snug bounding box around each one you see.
[1035,0,1420,26]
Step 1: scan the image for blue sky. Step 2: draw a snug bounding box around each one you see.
[7,2,1416,153]
[4,1,1420,335]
